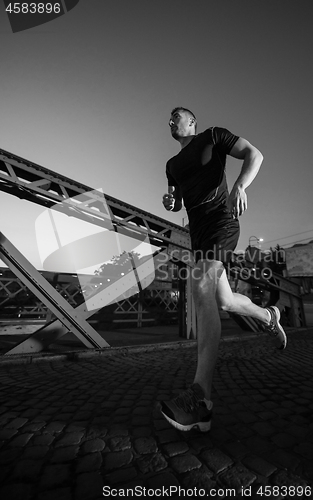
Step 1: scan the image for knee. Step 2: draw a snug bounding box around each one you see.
[192,262,224,303]
[220,301,234,313]
[192,276,214,303]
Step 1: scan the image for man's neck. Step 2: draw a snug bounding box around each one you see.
[179,135,196,149]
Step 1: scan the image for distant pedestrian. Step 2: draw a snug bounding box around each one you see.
[160,107,286,432]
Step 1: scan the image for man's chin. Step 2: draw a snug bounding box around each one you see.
[171,130,180,140]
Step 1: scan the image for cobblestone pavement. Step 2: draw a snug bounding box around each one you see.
[0,330,312,499]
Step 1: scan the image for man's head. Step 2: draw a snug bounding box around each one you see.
[169,107,197,140]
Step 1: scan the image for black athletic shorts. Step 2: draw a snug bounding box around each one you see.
[188,204,240,265]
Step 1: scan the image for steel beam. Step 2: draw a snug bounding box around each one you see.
[0,233,109,354]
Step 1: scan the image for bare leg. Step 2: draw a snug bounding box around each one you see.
[216,268,270,323]
[192,261,271,401]
[192,260,224,401]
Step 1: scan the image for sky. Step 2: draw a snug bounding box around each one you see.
[0,0,313,272]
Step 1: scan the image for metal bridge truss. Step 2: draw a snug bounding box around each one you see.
[0,148,192,354]
[112,287,179,327]
[0,273,82,312]
[0,271,179,327]
[0,148,305,354]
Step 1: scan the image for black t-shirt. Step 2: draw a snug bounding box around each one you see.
[166,127,239,214]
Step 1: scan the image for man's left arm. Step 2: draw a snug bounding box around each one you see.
[228,137,264,218]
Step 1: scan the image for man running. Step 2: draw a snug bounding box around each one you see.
[160,107,287,432]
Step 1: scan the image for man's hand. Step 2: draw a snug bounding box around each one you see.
[228,184,247,218]
[162,186,175,211]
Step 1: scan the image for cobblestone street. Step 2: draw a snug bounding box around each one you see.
[0,330,312,499]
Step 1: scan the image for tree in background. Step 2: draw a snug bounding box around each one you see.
[94,251,143,280]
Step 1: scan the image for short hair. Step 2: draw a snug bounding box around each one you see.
[171,107,197,132]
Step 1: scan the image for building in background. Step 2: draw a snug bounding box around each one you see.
[285,241,313,326]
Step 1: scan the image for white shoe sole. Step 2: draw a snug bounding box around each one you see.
[160,409,212,432]
[270,306,287,350]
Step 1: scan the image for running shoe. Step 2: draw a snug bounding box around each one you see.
[160,383,212,432]
[263,306,287,350]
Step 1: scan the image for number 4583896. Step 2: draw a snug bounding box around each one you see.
[5,3,61,14]
[256,485,312,497]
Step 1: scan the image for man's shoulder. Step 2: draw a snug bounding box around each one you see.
[194,128,214,143]
[199,127,213,136]
[203,126,229,135]
[166,153,178,165]
[198,127,225,139]
[166,154,179,171]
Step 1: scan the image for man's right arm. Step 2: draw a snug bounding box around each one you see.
[165,160,183,212]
